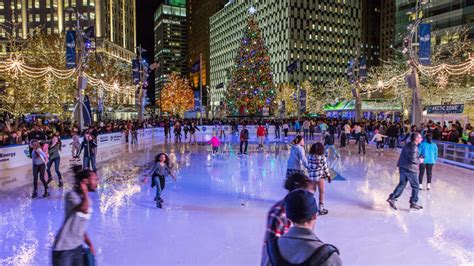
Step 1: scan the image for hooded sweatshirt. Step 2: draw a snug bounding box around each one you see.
[287,144,308,171]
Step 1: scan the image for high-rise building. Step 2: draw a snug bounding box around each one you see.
[209,0,361,113]
[186,0,226,91]
[153,0,187,107]
[395,0,474,46]
[361,0,381,66]
[380,0,396,60]
[0,0,136,62]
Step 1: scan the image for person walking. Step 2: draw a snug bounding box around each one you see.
[78,133,97,172]
[174,122,182,143]
[70,132,81,161]
[148,153,177,208]
[239,124,250,155]
[343,122,351,145]
[307,142,331,215]
[286,135,309,177]
[52,166,99,265]
[257,124,266,148]
[309,120,316,140]
[324,132,340,158]
[261,189,342,266]
[30,140,49,198]
[387,132,424,211]
[47,135,63,187]
[418,134,438,190]
[358,129,369,155]
[183,122,189,140]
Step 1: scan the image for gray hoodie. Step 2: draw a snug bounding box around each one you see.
[287,144,308,171]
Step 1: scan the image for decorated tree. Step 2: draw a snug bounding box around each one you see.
[307,79,352,113]
[225,16,275,116]
[160,73,194,117]
[275,83,297,117]
[0,30,75,116]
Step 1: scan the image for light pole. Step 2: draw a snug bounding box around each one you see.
[67,8,88,131]
[136,45,147,122]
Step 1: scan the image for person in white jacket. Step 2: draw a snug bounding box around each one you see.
[372,130,387,151]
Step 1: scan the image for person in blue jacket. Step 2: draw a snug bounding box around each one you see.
[418,133,438,190]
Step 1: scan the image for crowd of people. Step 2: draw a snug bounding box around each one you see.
[2,113,471,265]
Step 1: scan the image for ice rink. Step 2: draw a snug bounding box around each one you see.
[1,135,473,265]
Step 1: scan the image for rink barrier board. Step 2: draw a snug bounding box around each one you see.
[0,125,271,170]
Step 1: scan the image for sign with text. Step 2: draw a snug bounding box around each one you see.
[427,104,464,114]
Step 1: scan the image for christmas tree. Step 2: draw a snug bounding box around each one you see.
[225,15,275,116]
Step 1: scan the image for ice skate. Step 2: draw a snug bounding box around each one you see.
[42,191,50,198]
[387,198,397,210]
[410,203,423,211]
[427,183,431,190]
[31,192,38,198]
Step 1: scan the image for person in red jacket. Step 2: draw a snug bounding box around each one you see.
[257,124,266,148]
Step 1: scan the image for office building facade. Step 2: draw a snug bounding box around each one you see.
[395,0,474,46]
[0,0,136,62]
[361,0,381,66]
[209,0,361,113]
[153,0,187,106]
[380,0,396,60]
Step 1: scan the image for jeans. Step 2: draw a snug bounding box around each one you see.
[389,168,419,204]
[83,156,97,171]
[240,140,248,154]
[419,163,434,184]
[52,245,83,266]
[324,145,340,158]
[309,130,314,140]
[47,157,62,182]
[275,129,280,139]
[376,141,384,149]
[389,137,397,149]
[212,147,218,153]
[303,129,309,139]
[358,141,366,154]
[152,174,165,199]
[283,129,288,137]
[33,163,48,192]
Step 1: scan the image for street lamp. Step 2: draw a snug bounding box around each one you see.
[66,7,89,131]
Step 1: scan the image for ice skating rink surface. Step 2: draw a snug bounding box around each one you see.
[1,135,473,265]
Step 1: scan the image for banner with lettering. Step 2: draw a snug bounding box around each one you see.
[419,24,431,65]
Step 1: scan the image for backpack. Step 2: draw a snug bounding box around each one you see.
[266,238,339,266]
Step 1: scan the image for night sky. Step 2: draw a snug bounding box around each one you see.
[136,0,163,101]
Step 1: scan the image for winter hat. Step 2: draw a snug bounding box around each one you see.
[284,189,319,221]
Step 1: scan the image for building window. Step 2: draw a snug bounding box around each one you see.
[47,14,51,21]
[0,2,4,9]
[35,14,40,22]
[72,0,76,7]
[35,1,40,8]
[83,0,88,5]
[54,14,58,21]
[29,14,33,22]
[47,0,51,8]
[0,15,4,23]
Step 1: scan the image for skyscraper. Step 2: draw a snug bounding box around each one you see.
[209,0,361,113]
[186,0,226,90]
[380,0,396,61]
[0,0,136,62]
[153,0,187,108]
[361,0,381,66]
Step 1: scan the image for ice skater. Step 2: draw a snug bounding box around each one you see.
[387,132,424,211]
[208,133,221,156]
[418,133,438,190]
[47,135,63,187]
[307,142,331,215]
[239,124,249,155]
[324,132,340,159]
[78,133,97,172]
[357,129,369,155]
[70,132,81,162]
[286,135,309,178]
[148,153,177,208]
[257,124,265,149]
[30,139,50,198]
[189,122,200,144]
[371,129,387,152]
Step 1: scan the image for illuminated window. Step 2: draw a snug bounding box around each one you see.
[35,14,40,22]
[35,1,40,8]
[0,15,4,23]
[90,12,95,19]
[83,0,88,5]
[72,0,76,7]
[47,14,51,21]
[54,14,58,21]
[47,0,51,8]
[0,2,3,9]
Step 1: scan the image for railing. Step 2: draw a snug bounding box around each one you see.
[434,141,474,170]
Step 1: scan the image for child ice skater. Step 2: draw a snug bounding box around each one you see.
[208,133,221,155]
[371,129,387,152]
[149,153,177,208]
